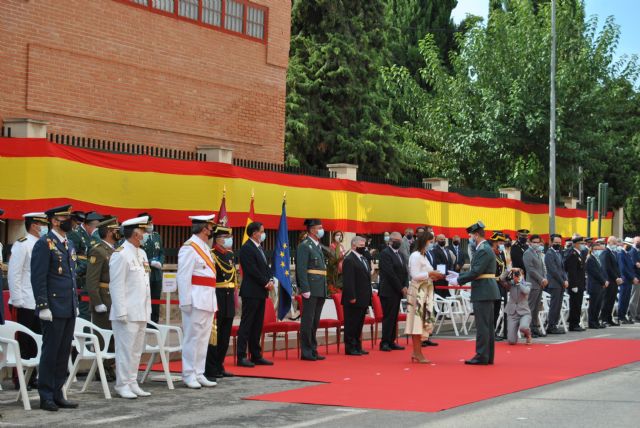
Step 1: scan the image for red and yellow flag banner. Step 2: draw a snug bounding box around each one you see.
[0,138,612,237]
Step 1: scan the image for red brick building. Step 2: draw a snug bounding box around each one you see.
[0,0,290,163]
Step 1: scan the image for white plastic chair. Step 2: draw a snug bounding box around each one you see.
[434,294,467,336]
[459,290,475,331]
[0,321,43,410]
[560,292,570,332]
[140,320,183,390]
[63,318,114,399]
[580,292,590,328]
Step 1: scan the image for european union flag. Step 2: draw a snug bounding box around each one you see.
[273,201,292,320]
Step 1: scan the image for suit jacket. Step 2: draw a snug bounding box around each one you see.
[447,244,466,271]
[296,237,328,297]
[523,248,546,290]
[563,248,586,290]
[431,244,453,286]
[457,240,501,302]
[510,241,529,274]
[505,279,531,316]
[617,250,636,285]
[238,239,271,299]
[31,231,79,318]
[341,252,372,308]
[586,254,607,293]
[544,249,567,289]
[378,246,407,298]
[599,248,621,283]
[398,237,411,269]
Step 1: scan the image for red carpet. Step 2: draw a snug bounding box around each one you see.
[144,338,640,412]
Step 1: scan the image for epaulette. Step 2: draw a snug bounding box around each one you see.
[183,240,193,247]
[114,246,124,252]
[91,242,101,249]
[17,236,27,242]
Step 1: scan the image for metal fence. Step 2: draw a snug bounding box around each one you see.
[356,172,426,189]
[233,158,336,179]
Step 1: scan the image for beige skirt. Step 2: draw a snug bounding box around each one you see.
[404,278,435,339]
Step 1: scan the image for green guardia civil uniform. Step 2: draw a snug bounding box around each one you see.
[67,225,97,320]
[141,231,164,323]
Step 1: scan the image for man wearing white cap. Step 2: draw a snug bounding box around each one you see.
[109,216,152,399]
[8,212,49,389]
[177,214,218,388]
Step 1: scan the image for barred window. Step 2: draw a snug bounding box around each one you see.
[178,0,198,19]
[202,0,222,26]
[246,6,264,39]
[224,0,243,33]
[152,0,174,13]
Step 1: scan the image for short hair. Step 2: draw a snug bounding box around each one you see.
[530,234,541,242]
[475,228,486,237]
[192,223,207,235]
[24,218,37,231]
[351,235,366,247]
[550,234,562,241]
[98,227,109,239]
[246,221,263,237]
[123,226,137,239]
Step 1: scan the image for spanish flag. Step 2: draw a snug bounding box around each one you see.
[242,194,255,244]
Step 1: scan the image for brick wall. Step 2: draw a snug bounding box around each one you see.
[0,0,290,163]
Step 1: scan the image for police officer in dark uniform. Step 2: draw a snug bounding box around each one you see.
[138,213,165,323]
[31,205,79,411]
[510,229,529,276]
[68,211,102,321]
[489,231,509,341]
[204,225,237,380]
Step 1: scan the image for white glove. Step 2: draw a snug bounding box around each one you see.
[95,304,108,313]
[181,304,193,314]
[571,287,578,293]
[150,260,162,269]
[302,292,311,299]
[39,308,53,321]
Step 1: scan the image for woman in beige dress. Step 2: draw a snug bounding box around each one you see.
[405,232,445,363]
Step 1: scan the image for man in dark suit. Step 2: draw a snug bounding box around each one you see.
[564,236,586,331]
[447,235,466,273]
[432,234,453,298]
[599,236,624,326]
[545,234,568,334]
[449,221,501,365]
[341,236,372,356]
[237,222,274,367]
[378,232,407,351]
[586,240,608,329]
[31,205,79,411]
[510,229,530,276]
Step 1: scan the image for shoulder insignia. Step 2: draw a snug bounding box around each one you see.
[114,246,124,252]
[17,236,27,242]
[89,256,97,264]
[91,242,101,249]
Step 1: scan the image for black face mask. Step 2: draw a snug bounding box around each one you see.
[391,241,401,250]
[552,244,562,251]
[518,237,527,245]
[437,241,446,247]
[355,246,366,254]
[505,242,512,248]
[406,233,413,240]
[636,243,640,250]
[60,219,73,233]
[452,240,460,246]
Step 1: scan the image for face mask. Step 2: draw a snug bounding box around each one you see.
[391,241,401,250]
[575,244,582,252]
[427,243,435,251]
[223,237,233,249]
[505,242,512,248]
[518,237,527,245]
[142,233,150,243]
[260,232,266,243]
[536,244,545,252]
[39,226,49,237]
[469,236,476,247]
[147,225,154,233]
[552,244,562,251]
[60,218,73,233]
[317,228,325,239]
[437,240,446,247]
[384,236,390,243]
[335,235,343,243]
[636,243,640,250]
[499,244,505,252]
[593,249,603,257]
[406,233,413,240]
[355,246,366,254]
[452,240,460,246]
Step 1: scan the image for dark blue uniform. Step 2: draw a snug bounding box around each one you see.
[31,231,78,402]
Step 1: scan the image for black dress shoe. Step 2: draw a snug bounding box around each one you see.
[251,358,274,366]
[605,320,620,326]
[379,344,392,352]
[495,335,505,341]
[40,400,59,412]
[357,349,369,355]
[569,326,586,332]
[54,398,79,409]
[237,358,255,367]
[389,343,405,350]
[547,327,566,334]
[345,350,362,356]
[314,354,326,361]
[421,339,438,347]
[464,358,489,365]
[301,355,317,361]
[221,370,235,377]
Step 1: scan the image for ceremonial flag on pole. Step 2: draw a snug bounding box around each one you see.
[242,192,255,244]
[273,199,292,320]
[218,187,228,226]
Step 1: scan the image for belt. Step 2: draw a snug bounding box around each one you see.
[307,269,327,276]
[477,274,497,279]
[77,255,87,260]
[216,281,236,289]
[99,282,109,289]
[192,275,216,287]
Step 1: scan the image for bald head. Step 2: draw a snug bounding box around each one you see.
[607,236,618,245]
[390,232,402,240]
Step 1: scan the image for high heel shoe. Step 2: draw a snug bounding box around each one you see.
[411,354,431,364]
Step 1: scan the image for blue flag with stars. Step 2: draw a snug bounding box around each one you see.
[273,201,292,320]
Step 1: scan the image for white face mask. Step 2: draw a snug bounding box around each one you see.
[223,237,233,249]
[39,226,49,237]
[142,233,150,243]
[260,232,266,243]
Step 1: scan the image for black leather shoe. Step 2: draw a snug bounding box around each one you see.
[345,350,362,356]
[221,370,235,377]
[40,400,59,411]
[379,344,392,352]
[495,335,505,341]
[357,349,369,355]
[421,339,438,347]
[251,358,274,366]
[389,343,405,350]
[547,327,566,334]
[605,320,620,326]
[314,354,326,361]
[237,358,255,367]
[54,398,79,409]
[301,355,317,361]
[464,359,489,365]
[569,326,586,332]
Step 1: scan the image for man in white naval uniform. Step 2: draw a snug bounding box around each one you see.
[109,216,152,399]
[177,214,218,389]
[8,212,49,388]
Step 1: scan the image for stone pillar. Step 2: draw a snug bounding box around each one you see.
[2,118,48,138]
[196,146,233,164]
[327,163,358,181]
[562,196,579,209]
[499,187,522,200]
[612,207,624,238]
[423,177,449,192]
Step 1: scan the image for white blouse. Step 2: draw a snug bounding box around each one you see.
[409,251,434,281]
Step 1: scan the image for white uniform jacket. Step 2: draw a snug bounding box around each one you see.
[8,234,39,309]
[177,235,217,313]
[108,240,151,322]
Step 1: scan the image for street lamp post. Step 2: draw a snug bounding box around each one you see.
[549,0,557,235]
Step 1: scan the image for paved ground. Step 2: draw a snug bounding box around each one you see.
[1,324,638,427]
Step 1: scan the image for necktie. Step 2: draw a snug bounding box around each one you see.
[394,250,403,264]
[258,245,267,264]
